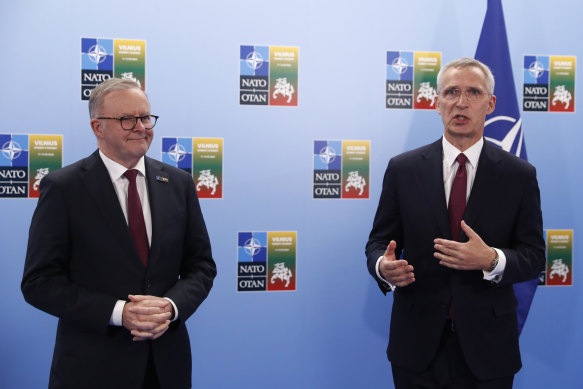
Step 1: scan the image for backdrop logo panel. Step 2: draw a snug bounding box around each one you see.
[313,140,369,199]
[161,137,223,199]
[542,230,573,286]
[386,51,441,109]
[523,55,576,112]
[81,37,146,101]
[413,52,441,109]
[240,45,299,106]
[0,134,63,198]
[313,140,342,198]
[237,231,296,292]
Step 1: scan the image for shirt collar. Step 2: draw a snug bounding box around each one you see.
[442,137,483,169]
[99,150,146,181]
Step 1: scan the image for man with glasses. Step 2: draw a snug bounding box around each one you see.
[366,58,544,388]
[22,78,216,389]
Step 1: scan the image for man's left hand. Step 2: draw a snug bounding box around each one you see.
[434,221,497,271]
[123,295,174,341]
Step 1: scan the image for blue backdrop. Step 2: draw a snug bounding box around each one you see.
[1,1,581,388]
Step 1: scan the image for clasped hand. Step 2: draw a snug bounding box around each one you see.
[122,295,173,341]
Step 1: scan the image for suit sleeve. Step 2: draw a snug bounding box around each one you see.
[163,175,216,322]
[497,164,545,285]
[21,174,118,333]
[365,159,403,293]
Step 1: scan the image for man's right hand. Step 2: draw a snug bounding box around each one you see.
[122,295,172,341]
[379,240,415,287]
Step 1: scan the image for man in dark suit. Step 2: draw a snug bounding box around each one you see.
[366,58,545,388]
[22,78,217,389]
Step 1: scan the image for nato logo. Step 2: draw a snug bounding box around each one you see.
[82,38,114,71]
[237,232,267,291]
[1,134,28,167]
[314,140,341,171]
[387,51,413,81]
[524,56,549,84]
[240,45,269,105]
[0,134,29,197]
[240,45,269,76]
[313,140,342,198]
[81,38,114,100]
[386,51,413,109]
[523,55,550,111]
[162,137,192,174]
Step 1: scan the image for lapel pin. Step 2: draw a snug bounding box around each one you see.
[156,176,169,183]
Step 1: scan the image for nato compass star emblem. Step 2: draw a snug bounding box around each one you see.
[167,143,187,163]
[319,146,337,165]
[87,44,108,64]
[243,238,262,256]
[1,140,22,161]
[392,56,409,75]
[485,115,524,158]
[246,51,264,71]
[528,61,545,79]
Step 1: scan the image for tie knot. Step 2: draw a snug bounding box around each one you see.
[123,169,139,182]
[456,153,467,166]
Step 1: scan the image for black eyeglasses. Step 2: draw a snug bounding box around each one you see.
[96,115,159,131]
[440,88,491,102]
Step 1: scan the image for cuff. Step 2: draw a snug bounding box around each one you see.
[164,297,179,321]
[109,300,126,326]
[483,248,506,283]
[376,255,396,291]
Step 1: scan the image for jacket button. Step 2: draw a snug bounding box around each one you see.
[145,280,152,289]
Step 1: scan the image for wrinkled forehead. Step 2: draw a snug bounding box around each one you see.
[441,66,489,89]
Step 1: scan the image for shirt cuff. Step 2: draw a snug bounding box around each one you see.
[483,248,506,283]
[109,299,126,326]
[376,255,396,291]
[164,297,179,321]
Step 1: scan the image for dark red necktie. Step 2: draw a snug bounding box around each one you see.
[448,153,467,242]
[124,169,149,267]
[448,153,467,322]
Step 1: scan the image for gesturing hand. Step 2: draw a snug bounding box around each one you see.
[378,240,415,287]
[434,221,497,271]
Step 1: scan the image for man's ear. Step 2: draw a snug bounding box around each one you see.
[90,118,102,138]
[487,94,496,115]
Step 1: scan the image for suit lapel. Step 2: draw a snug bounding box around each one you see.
[80,151,142,268]
[462,140,503,240]
[418,139,451,239]
[145,157,171,268]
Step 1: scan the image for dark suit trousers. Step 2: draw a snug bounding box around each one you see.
[143,345,161,389]
[391,324,514,389]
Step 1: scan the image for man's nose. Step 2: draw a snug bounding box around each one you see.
[133,117,147,131]
[455,91,470,106]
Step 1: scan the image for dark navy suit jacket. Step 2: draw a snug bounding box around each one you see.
[366,138,545,380]
[22,150,217,389]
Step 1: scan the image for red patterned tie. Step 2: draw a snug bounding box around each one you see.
[448,153,467,242]
[124,169,149,267]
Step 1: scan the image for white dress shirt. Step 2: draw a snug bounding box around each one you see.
[375,137,506,289]
[99,151,178,325]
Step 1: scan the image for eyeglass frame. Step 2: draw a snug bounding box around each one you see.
[439,87,492,102]
[96,114,159,131]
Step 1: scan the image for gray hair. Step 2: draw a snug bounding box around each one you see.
[88,78,146,118]
[436,58,495,94]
